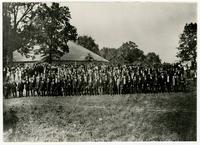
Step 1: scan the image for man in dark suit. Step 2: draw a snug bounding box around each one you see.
[18,80,24,97]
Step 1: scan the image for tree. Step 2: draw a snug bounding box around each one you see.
[145,52,161,65]
[7,3,38,32]
[100,47,117,61]
[118,41,145,63]
[3,3,11,66]
[100,41,162,66]
[29,3,77,63]
[100,41,148,64]
[100,47,126,64]
[3,2,39,65]
[77,35,100,55]
[177,23,197,69]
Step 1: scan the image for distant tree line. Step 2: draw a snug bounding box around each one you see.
[100,41,161,66]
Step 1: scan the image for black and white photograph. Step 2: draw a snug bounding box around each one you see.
[2,1,197,142]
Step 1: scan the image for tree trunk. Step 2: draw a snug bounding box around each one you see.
[49,45,52,64]
[3,4,13,66]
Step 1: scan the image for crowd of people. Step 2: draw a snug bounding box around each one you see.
[3,62,192,98]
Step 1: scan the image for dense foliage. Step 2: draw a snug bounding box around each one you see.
[77,35,100,55]
[100,41,161,66]
[177,23,197,69]
[3,3,39,65]
[3,2,77,64]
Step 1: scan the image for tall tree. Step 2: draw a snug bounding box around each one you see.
[77,35,100,55]
[176,23,197,69]
[3,2,39,65]
[29,3,77,63]
[3,3,11,66]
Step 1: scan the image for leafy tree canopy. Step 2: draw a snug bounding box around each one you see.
[145,52,161,65]
[177,23,197,69]
[100,41,162,66]
[100,47,118,62]
[27,3,78,63]
[118,41,145,63]
[3,3,39,65]
[3,2,77,64]
[77,35,100,55]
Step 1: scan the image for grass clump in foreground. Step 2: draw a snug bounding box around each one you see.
[3,91,196,141]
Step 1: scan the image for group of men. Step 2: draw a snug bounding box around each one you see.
[3,63,191,98]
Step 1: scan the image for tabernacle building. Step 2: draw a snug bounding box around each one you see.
[13,41,109,64]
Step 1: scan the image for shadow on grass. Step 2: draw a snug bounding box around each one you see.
[152,91,196,141]
[3,108,19,132]
[3,107,19,141]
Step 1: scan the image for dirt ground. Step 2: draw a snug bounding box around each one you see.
[3,91,196,141]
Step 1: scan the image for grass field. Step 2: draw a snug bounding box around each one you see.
[3,91,196,141]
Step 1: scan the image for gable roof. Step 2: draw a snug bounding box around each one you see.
[13,41,109,63]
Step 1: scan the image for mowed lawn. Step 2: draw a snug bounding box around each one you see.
[3,91,196,141]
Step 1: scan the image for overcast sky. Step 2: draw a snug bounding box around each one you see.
[62,2,197,63]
